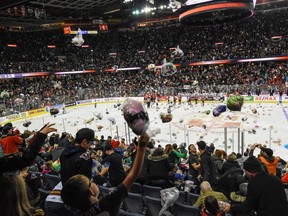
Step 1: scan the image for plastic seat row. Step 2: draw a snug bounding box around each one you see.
[121,193,200,216]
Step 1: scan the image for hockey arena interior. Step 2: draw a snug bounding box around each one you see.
[0,0,288,215]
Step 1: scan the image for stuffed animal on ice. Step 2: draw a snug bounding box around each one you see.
[94,113,103,120]
[108,117,116,125]
[205,110,211,115]
[71,28,85,47]
[123,98,149,135]
[50,108,59,115]
[161,58,177,76]
[114,100,122,108]
[213,105,227,117]
[149,128,161,137]
[171,45,184,59]
[227,95,244,111]
[23,121,31,128]
[252,108,257,114]
[160,113,173,123]
[97,125,103,131]
[85,118,94,124]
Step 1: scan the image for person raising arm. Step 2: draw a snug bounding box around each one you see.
[61,132,150,216]
[0,123,57,175]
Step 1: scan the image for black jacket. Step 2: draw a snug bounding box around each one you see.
[134,148,151,184]
[147,154,173,180]
[200,150,218,185]
[214,168,244,198]
[0,132,47,175]
[221,160,241,174]
[231,171,288,216]
[60,145,92,184]
[101,152,126,187]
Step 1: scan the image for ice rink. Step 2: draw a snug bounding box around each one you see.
[11,100,288,161]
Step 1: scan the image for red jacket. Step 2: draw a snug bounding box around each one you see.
[1,135,23,155]
[202,208,223,216]
[282,173,288,184]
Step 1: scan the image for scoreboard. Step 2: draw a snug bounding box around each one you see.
[171,0,255,26]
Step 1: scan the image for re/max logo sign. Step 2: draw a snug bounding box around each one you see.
[254,96,277,101]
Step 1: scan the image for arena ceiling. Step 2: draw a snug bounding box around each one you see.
[0,0,286,28]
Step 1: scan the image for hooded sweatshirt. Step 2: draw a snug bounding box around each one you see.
[147,152,173,180]
[60,144,92,184]
[259,155,279,176]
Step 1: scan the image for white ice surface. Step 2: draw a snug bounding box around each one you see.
[12,101,288,161]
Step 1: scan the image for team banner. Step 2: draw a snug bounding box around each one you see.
[243,96,254,101]
[254,96,278,101]
[65,102,77,107]
[27,108,47,117]
[7,112,27,121]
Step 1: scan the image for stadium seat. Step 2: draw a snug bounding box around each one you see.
[143,184,162,199]
[43,173,61,190]
[130,182,142,194]
[143,196,163,216]
[187,192,200,205]
[123,192,144,214]
[176,191,188,204]
[119,209,142,216]
[28,171,42,177]
[38,188,51,209]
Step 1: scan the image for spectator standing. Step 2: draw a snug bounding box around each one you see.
[258,147,279,176]
[61,133,150,215]
[211,149,224,176]
[99,142,127,187]
[60,128,94,184]
[1,125,23,155]
[45,127,94,216]
[0,123,56,175]
[187,144,201,190]
[197,141,218,186]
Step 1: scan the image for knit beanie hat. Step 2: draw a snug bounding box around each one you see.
[243,156,262,173]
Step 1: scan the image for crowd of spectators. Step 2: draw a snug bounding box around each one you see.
[0,8,287,73]
[0,121,287,215]
[0,8,287,115]
[0,60,286,115]
[0,3,288,216]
